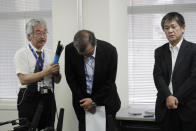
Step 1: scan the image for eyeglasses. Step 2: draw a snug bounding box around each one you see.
[33,31,48,37]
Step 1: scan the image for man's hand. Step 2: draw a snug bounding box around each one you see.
[166,95,179,109]
[80,98,93,111]
[43,64,60,76]
[17,64,60,85]
[80,98,96,114]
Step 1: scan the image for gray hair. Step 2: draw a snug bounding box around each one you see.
[73,30,97,47]
[26,18,47,41]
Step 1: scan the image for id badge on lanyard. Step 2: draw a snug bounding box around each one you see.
[37,81,48,94]
[29,44,46,92]
[28,44,45,70]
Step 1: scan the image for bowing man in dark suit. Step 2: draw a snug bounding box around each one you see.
[153,12,196,131]
[65,30,121,131]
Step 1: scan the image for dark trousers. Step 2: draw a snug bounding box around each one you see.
[17,87,56,131]
[78,113,118,131]
[159,109,196,131]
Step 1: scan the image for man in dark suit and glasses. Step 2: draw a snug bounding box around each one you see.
[153,12,196,131]
[65,30,121,131]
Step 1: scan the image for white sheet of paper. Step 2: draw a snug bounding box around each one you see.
[85,106,106,131]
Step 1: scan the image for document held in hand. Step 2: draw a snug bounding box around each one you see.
[85,106,106,131]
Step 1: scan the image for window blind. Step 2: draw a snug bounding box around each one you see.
[128,0,196,104]
[0,0,52,100]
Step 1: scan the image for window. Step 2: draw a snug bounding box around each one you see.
[128,0,196,104]
[0,0,53,100]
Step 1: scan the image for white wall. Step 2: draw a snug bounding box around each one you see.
[83,0,110,41]
[109,0,128,108]
[53,0,129,131]
[52,0,78,131]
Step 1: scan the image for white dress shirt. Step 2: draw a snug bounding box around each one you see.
[168,38,183,94]
[84,46,96,94]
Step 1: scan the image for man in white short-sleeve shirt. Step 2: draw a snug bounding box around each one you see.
[15,43,55,89]
[14,18,61,131]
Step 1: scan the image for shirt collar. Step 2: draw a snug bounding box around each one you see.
[29,42,44,53]
[169,38,183,50]
[91,45,96,58]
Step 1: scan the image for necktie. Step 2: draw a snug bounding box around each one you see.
[34,51,43,73]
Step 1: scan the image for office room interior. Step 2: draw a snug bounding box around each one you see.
[0,0,196,131]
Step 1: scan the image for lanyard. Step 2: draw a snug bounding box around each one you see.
[29,44,45,70]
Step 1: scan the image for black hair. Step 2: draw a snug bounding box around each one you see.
[161,12,185,30]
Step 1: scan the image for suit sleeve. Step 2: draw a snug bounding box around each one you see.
[153,49,171,101]
[92,47,119,106]
[174,45,196,101]
[65,45,87,100]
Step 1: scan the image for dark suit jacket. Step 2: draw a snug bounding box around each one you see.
[65,39,121,119]
[153,39,196,123]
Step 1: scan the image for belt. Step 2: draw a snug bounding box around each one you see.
[20,87,27,89]
[40,88,51,94]
[20,87,53,94]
